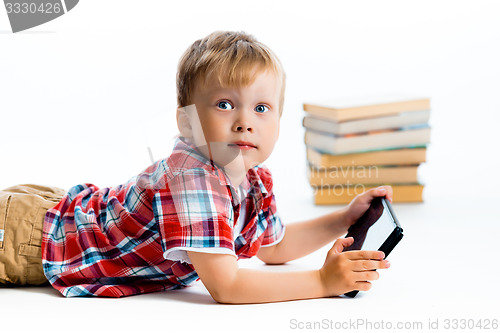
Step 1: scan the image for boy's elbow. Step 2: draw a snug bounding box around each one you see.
[203,272,240,304]
[211,291,233,304]
[206,271,251,304]
[209,285,230,304]
[209,284,240,304]
[256,244,288,265]
[259,257,288,265]
[187,251,241,303]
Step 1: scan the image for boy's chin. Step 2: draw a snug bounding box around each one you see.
[191,142,240,167]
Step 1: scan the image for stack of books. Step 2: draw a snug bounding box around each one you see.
[303,95,431,204]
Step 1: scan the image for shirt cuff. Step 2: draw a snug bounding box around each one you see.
[163,247,237,265]
[260,225,286,248]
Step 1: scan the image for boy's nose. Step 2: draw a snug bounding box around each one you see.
[232,110,254,132]
[234,124,253,132]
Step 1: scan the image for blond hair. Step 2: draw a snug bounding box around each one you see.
[176,31,286,115]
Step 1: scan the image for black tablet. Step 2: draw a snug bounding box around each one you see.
[342,196,403,297]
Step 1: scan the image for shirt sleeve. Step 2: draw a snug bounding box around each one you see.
[152,168,237,264]
[259,183,286,248]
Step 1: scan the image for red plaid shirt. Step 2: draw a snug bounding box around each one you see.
[42,136,285,297]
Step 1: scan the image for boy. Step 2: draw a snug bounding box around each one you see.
[0,31,392,303]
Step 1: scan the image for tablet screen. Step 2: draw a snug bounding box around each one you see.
[359,199,395,250]
[344,197,396,252]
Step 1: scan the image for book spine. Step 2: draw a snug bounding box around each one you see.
[313,184,424,204]
[308,166,419,186]
[305,128,431,155]
[306,147,427,168]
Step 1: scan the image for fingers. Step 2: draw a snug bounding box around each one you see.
[352,259,390,272]
[361,186,393,204]
[372,185,393,202]
[345,272,379,294]
[358,270,380,281]
[344,250,385,260]
[329,237,354,255]
[353,281,373,292]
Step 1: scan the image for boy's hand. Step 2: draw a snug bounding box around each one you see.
[319,237,390,296]
[343,185,393,228]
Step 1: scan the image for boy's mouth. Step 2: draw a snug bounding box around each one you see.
[229,141,257,150]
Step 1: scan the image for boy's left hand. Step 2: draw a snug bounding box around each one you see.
[342,186,393,228]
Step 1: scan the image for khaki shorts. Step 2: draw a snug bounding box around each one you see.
[0,184,66,286]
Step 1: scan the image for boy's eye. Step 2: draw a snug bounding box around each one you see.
[217,101,233,110]
[255,104,269,113]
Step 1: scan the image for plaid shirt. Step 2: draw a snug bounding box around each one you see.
[42,136,285,297]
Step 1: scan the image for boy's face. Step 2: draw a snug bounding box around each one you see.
[179,68,281,177]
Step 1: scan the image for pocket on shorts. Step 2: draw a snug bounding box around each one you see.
[0,194,12,251]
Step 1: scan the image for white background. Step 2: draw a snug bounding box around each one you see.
[1,1,499,332]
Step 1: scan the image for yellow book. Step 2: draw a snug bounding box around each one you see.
[308,165,419,186]
[313,184,424,205]
[307,147,427,168]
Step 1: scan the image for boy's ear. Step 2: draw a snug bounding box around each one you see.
[176,106,193,138]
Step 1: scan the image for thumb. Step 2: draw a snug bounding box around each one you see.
[329,237,354,254]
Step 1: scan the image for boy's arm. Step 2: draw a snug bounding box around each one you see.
[187,251,323,304]
[187,237,388,304]
[257,186,393,264]
[257,207,350,264]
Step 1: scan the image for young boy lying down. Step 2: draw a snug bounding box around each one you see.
[0,30,391,303]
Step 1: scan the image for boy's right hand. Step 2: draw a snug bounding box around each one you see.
[319,237,390,296]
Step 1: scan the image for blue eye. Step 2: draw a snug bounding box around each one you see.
[217,101,233,110]
[255,104,269,113]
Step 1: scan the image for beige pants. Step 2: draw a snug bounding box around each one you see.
[0,184,66,286]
